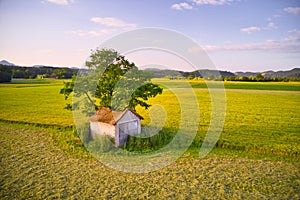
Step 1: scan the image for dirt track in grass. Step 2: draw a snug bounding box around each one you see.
[0,124,299,199]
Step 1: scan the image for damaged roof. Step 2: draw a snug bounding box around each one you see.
[88,107,143,125]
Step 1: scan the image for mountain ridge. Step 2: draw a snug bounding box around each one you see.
[0,60,16,66]
[1,60,299,78]
[143,67,300,78]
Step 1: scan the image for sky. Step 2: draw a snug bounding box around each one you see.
[0,0,299,72]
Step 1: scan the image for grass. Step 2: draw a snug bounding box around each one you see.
[0,79,73,127]
[153,78,300,91]
[0,78,300,198]
[212,89,299,157]
[130,87,300,160]
[0,123,299,199]
[10,78,64,84]
[0,78,299,159]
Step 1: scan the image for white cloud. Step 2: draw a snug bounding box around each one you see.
[283,29,300,43]
[288,29,300,35]
[267,14,280,21]
[68,17,136,37]
[202,38,300,53]
[69,29,116,37]
[90,17,136,28]
[189,29,300,53]
[284,7,300,15]
[46,0,74,5]
[171,0,234,11]
[264,22,277,30]
[171,2,193,10]
[191,0,234,6]
[240,26,261,34]
[241,22,277,34]
[283,36,299,43]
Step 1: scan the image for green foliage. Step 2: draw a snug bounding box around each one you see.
[60,76,76,110]
[0,64,78,79]
[125,128,176,152]
[223,75,300,82]
[176,68,300,82]
[87,135,115,153]
[256,73,264,80]
[60,48,163,111]
[77,123,91,144]
[0,71,11,83]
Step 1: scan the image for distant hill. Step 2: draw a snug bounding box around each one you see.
[191,69,235,78]
[0,59,299,80]
[261,68,300,78]
[144,68,235,78]
[235,68,300,78]
[142,67,300,81]
[0,60,15,66]
[143,68,183,78]
[235,71,259,77]
[32,65,46,68]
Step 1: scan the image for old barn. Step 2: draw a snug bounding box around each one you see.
[88,107,143,147]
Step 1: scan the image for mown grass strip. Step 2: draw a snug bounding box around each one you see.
[0,119,73,130]
[1,121,299,199]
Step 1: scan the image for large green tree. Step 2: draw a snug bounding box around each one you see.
[60,48,163,112]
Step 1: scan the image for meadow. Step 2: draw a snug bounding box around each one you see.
[154,78,300,90]
[0,80,73,127]
[0,78,299,198]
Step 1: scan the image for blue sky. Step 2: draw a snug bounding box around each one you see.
[0,0,299,72]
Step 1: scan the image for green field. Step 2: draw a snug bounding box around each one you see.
[0,79,299,198]
[154,78,300,91]
[0,80,73,127]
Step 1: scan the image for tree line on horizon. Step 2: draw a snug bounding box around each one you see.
[0,64,299,83]
[183,73,300,82]
[147,68,300,82]
[0,64,78,82]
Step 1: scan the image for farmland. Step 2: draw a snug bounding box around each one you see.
[0,79,300,198]
[0,80,73,127]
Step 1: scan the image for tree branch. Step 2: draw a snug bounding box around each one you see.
[85,91,97,108]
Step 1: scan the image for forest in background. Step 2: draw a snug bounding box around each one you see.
[0,62,300,83]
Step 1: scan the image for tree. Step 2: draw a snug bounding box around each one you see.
[60,48,163,112]
[0,72,11,83]
[256,73,264,81]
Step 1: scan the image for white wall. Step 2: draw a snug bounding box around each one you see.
[90,122,116,139]
[90,110,142,147]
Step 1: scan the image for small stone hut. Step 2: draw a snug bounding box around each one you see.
[88,107,143,147]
